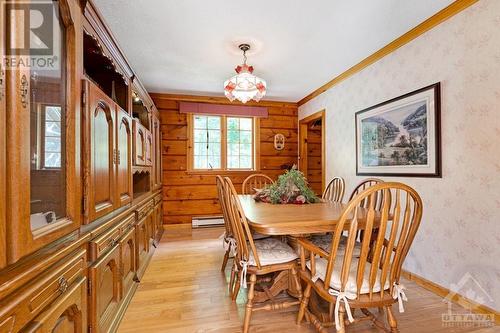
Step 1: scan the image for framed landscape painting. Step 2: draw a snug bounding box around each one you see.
[355,83,441,177]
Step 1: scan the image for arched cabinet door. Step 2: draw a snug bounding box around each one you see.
[4,0,82,263]
[83,80,116,222]
[135,216,149,280]
[132,121,146,166]
[89,244,121,333]
[120,226,136,300]
[145,131,153,166]
[115,108,133,207]
[24,277,87,333]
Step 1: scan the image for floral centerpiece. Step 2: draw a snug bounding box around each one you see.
[253,166,320,204]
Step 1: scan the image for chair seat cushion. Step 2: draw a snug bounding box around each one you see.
[249,238,298,266]
[306,256,390,299]
[310,234,361,257]
[252,232,270,240]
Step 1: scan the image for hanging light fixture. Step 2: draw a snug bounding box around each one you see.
[224,44,267,103]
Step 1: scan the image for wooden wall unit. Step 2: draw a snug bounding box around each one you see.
[0,1,161,332]
[0,11,6,269]
[151,94,298,225]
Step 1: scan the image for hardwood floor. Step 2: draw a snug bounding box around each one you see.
[118,225,497,333]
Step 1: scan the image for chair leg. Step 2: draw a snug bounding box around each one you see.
[337,305,346,333]
[297,284,311,324]
[243,273,257,333]
[290,266,303,300]
[232,270,241,301]
[386,305,399,333]
[229,263,236,296]
[221,249,230,272]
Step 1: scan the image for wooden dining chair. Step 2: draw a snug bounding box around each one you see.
[296,182,423,333]
[242,174,274,195]
[322,177,345,202]
[224,177,302,333]
[349,178,384,204]
[216,175,235,273]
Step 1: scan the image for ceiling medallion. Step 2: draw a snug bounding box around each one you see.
[224,44,267,103]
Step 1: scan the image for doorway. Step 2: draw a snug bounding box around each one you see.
[299,110,325,196]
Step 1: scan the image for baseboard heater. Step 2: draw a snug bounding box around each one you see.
[192,216,225,228]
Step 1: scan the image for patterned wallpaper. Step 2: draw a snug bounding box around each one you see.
[299,0,500,311]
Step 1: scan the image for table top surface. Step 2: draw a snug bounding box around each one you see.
[238,194,350,235]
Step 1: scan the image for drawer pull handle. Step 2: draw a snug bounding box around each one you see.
[58,277,69,293]
[109,237,118,247]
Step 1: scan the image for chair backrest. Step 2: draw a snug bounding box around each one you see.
[349,178,384,209]
[224,177,262,268]
[320,182,422,300]
[322,177,345,202]
[242,174,274,195]
[216,175,232,237]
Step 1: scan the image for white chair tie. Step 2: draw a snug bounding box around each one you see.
[223,236,237,255]
[328,289,355,331]
[240,260,248,288]
[392,283,408,313]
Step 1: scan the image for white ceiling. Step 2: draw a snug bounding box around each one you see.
[93,0,454,102]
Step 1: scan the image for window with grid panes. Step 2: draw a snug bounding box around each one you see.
[191,114,255,170]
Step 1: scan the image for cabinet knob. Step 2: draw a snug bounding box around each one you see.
[57,277,69,293]
[0,65,4,101]
[109,237,118,247]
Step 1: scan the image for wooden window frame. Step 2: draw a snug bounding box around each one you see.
[39,104,64,170]
[187,114,260,173]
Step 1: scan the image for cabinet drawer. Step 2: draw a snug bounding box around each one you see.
[0,249,86,333]
[135,199,154,221]
[154,193,162,205]
[20,276,87,333]
[89,244,121,333]
[90,213,135,260]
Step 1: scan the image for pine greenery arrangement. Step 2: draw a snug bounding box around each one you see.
[254,166,320,204]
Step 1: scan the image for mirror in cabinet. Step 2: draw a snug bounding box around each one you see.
[4,0,81,263]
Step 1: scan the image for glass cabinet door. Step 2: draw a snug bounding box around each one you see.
[0,10,6,269]
[5,0,81,263]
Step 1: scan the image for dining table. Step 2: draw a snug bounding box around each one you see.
[238,194,350,236]
[238,194,355,322]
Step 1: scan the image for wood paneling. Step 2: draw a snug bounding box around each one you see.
[299,111,325,196]
[153,94,298,224]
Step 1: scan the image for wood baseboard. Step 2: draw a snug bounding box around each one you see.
[402,270,499,325]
